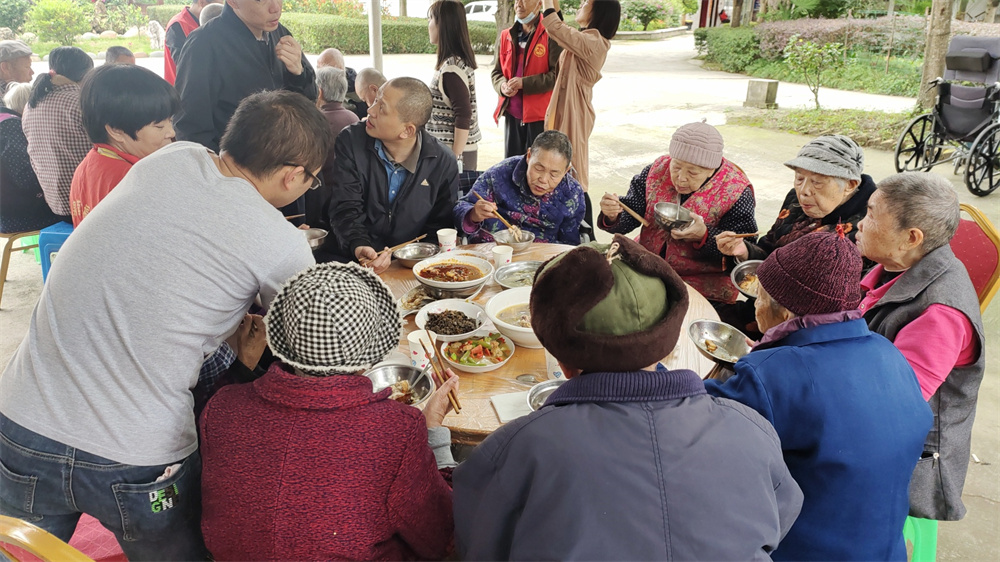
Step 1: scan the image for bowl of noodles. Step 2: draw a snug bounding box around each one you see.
[412,254,494,293]
[485,287,542,349]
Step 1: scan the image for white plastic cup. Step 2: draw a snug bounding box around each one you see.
[438,228,458,252]
[407,330,437,369]
[492,245,513,266]
[545,349,565,380]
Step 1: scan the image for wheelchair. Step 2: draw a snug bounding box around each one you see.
[894,36,1000,197]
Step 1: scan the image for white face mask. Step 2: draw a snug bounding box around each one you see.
[516,11,538,25]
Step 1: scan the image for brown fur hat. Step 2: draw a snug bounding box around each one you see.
[529,234,689,372]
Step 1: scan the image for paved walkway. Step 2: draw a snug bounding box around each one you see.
[12,35,998,558]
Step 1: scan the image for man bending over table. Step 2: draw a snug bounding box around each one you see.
[325,77,459,271]
[0,90,332,560]
[453,234,803,559]
[453,130,585,244]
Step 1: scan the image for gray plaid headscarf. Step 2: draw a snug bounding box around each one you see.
[264,263,402,375]
[784,134,865,181]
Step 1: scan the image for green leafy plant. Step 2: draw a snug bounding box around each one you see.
[90,0,149,34]
[0,0,33,32]
[27,0,91,45]
[697,27,760,73]
[281,14,497,55]
[622,0,669,31]
[783,34,845,110]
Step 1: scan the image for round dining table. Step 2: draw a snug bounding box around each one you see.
[379,242,722,445]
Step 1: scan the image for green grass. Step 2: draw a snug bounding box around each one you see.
[31,37,155,57]
[727,107,920,149]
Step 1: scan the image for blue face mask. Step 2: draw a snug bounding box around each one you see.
[516,11,538,25]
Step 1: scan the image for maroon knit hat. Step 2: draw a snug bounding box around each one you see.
[756,229,863,316]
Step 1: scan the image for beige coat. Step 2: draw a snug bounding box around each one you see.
[542,13,610,191]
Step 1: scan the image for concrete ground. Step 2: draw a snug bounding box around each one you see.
[5,34,998,557]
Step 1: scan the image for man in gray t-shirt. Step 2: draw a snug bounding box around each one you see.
[0,90,334,559]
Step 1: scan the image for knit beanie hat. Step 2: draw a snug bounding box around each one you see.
[669,121,724,169]
[756,229,863,316]
[529,234,690,372]
[784,134,865,181]
[264,262,402,375]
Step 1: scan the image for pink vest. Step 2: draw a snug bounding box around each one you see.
[637,156,751,303]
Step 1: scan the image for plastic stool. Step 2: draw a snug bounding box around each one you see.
[39,222,74,282]
[20,235,41,263]
[903,516,938,562]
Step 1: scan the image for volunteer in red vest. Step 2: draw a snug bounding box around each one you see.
[164,0,221,85]
[491,0,562,158]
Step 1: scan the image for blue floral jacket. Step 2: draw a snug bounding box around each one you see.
[453,156,585,244]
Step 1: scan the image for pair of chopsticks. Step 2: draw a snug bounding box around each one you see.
[732,232,759,239]
[419,330,462,413]
[360,234,428,266]
[472,192,524,241]
[618,199,651,227]
[284,214,305,221]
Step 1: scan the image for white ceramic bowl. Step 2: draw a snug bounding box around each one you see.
[485,287,542,349]
[439,333,515,374]
[414,299,487,342]
[412,254,494,291]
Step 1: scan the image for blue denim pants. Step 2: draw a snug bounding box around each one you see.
[0,415,207,561]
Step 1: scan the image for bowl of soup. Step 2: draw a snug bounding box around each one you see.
[485,287,542,349]
[412,254,494,292]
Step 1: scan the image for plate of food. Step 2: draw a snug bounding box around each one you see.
[415,299,486,342]
[440,332,515,373]
[731,259,763,299]
[413,254,494,292]
[687,319,752,367]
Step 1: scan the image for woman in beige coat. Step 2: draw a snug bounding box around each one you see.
[542,0,620,205]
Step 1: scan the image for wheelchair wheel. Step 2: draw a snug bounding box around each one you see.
[965,122,1000,196]
[895,114,943,173]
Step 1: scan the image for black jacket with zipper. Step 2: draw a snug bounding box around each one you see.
[327,122,459,257]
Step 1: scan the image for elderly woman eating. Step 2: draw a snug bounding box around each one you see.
[597,121,755,303]
[454,130,585,244]
[856,172,985,523]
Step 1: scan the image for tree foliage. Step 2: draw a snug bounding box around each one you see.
[783,33,845,109]
[27,0,90,45]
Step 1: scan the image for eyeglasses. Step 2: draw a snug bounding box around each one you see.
[285,162,322,190]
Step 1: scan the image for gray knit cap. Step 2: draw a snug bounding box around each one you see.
[264,262,402,376]
[784,135,864,181]
[669,121,724,169]
[0,41,32,64]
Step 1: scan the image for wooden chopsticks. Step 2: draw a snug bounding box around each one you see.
[360,234,428,266]
[732,232,759,239]
[618,199,650,227]
[420,330,461,413]
[473,192,518,232]
[284,214,305,221]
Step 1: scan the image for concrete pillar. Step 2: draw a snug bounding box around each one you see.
[743,79,779,109]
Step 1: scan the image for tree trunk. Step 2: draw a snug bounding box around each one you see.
[731,0,744,27]
[400,0,407,17]
[987,0,999,23]
[919,0,954,110]
[497,0,515,30]
[957,0,969,19]
[887,0,895,16]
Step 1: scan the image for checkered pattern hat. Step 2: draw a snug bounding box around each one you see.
[264,263,402,376]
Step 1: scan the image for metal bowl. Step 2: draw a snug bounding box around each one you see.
[303,228,328,249]
[363,364,435,407]
[494,261,543,290]
[653,202,694,231]
[527,379,566,411]
[687,319,752,368]
[731,259,764,299]
[393,243,441,269]
[492,229,535,253]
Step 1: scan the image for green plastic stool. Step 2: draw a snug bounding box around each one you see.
[20,235,41,263]
[903,516,938,562]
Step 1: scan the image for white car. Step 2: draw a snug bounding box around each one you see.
[465,0,498,22]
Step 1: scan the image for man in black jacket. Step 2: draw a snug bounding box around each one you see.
[326,77,459,271]
[173,1,317,153]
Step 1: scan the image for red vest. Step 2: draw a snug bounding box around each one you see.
[164,7,200,85]
[494,18,554,125]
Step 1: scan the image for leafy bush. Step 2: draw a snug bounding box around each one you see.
[0,0,32,32]
[728,107,916,150]
[90,0,148,34]
[622,0,669,31]
[27,0,90,45]
[281,13,497,55]
[747,53,921,97]
[146,4,186,26]
[697,26,760,73]
[756,16,926,60]
[784,34,844,110]
[791,0,849,18]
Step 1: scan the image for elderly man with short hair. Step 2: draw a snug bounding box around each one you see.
[355,67,386,108]
[104,46,135,65]
[327,77,458,271]
[856,172,985,523]
[0,40,33,93]
[318,47,368,120]
[454,130,584,244]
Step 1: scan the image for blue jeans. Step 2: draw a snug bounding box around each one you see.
[0,415,207,561]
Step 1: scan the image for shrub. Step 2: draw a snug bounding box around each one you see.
[784,34,844,110]
[146,4,185,26]
[27,0,90,45]
[698,26,760,73]
[0,0,32,32]
[622,0,669,31]
[90,0,148,34]
[281,13,497,55]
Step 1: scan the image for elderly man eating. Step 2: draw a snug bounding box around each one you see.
[454,130,585,244]
[856,172,985,523]
[705,231,932,561]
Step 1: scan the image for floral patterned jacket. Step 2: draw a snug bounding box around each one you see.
[454,155,586,245]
